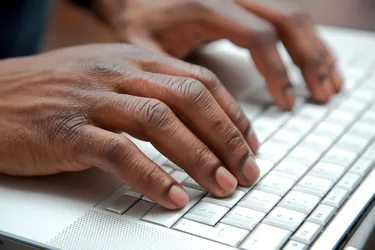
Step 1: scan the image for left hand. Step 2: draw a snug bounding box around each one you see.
[95,0,342,111]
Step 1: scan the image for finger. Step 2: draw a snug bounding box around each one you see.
[89,92,239,196]
[109,72,260,187]
[71,125,189,209]
[171,1,297,110]
[249,37,296,110]
[139,56,259,152]
[236,0,337,102]
[324,47,343,92]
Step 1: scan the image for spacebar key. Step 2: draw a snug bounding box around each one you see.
[141,187,205,227]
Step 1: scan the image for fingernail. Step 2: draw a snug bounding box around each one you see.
[246,128,260,153]
[242,155,260,185]
[215,166,238,193]
[168,185,189,208]
[331,71,343,92]
[319,74,333,92]
[284,87,296,110]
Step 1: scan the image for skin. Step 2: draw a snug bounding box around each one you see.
[0,44,259,209]
[96,0,342,110]
[0,1,342,209]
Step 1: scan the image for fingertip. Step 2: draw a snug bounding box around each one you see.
[311,75,334,103]
[168,185,190,209]
[215,166,238,196]
[331,70,343,93]
[283,86,296,111]
[239,155,260,187]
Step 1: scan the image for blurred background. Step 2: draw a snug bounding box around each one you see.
[43,0,375,51]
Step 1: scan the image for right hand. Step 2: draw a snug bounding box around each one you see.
[0,44,259,209]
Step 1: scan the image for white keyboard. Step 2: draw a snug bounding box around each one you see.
[97,52,375,250]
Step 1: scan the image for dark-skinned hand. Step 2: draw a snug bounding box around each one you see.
[0,44,259,209]
[97,0,342,110]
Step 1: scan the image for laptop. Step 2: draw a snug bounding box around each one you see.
[1,26,375,250]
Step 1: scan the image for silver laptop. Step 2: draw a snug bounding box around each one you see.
[1,26,375,250]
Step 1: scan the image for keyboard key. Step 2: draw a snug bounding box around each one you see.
[309,162,345,182]
[241,102,263,120]
[272,130,301,149]
[163,160,184,171]
[322,188,350,208]
[350,158,373,177]
[170,170,189,183]
[283,241,308,250]
[184,202,229,226]
[291,222,322,245]
[272,161,309,181]
[362,142,375,161]
[181,177,205,191]
[142,187,205,227]
[124,200,154,219]
[239,190,281,213]
[339,99,367,112]
[294,176,333,197]
[264,207,306,232]
[174,219,249,247]
[257,141,290,162]
[240,224,291,250]
[256,158,275,178]
[106,195,138,215]
[221,206,266,231]
[321,148,357,169]
[298,104,328,122]
[142,195,155,203]
[255,174,295,196]
[279,191,320,214]
[336,172,361,191]
[336,134,369,154]
[325,109,356,125]
[262,106,292,125]
[307,204,337,226]
[202,190,245,208]
[126,188,143,199]
[253,121,277,144]
[288,147,321,167]
[299,134,334,153]
[314,122,345,139]
[348,122,375,139]
[160,165,174,174]
[284,117,314,136]
[361,110,375,123]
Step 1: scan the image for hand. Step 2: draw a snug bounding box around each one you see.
[0,44,259,209]
[96,0,342,110]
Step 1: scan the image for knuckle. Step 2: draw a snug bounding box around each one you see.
[284,9,313,28]
[249,25,278,47]
[86,61,128,87]
[300,50,325,69]
[137,99,172,129]
[189,65,220,91]
[137,163,161,188]
[183,0,211,14]
[45,110,88,147]
[224,126,247,153]
[178,78,210,106]
[191,144,211,168]
[101,137,133,167]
